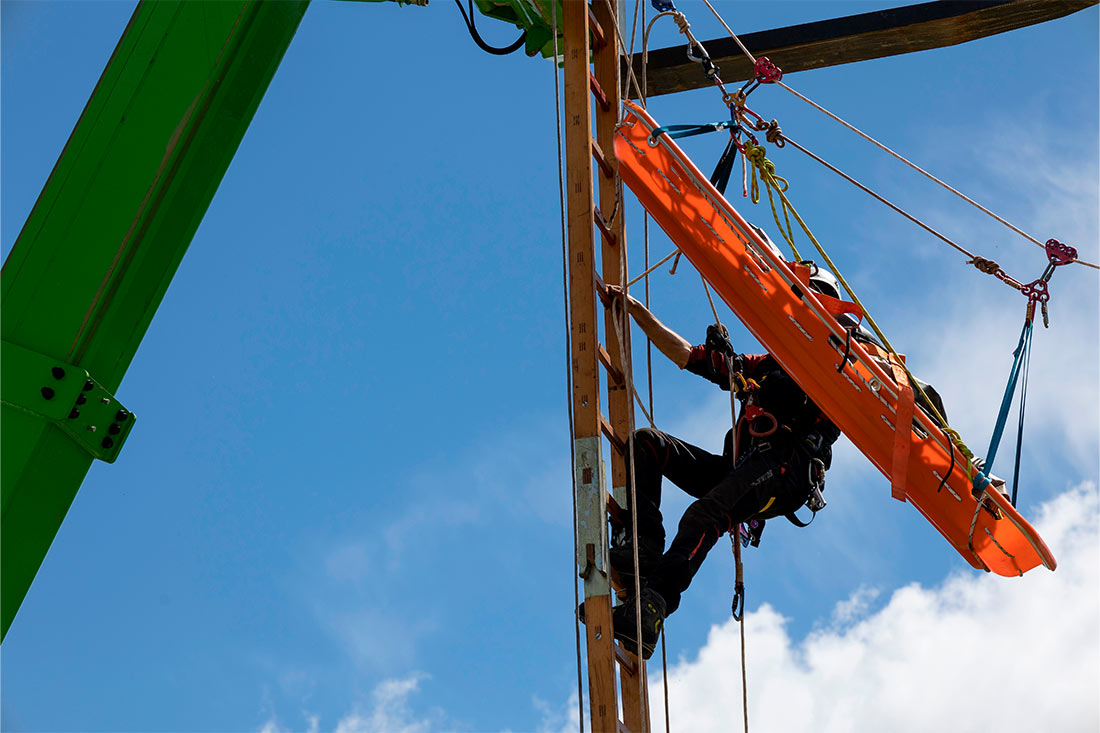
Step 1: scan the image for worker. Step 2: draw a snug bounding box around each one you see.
[599,272,842,660]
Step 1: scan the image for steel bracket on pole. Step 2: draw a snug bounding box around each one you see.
[1,341,135,463]
[574,436,610,599]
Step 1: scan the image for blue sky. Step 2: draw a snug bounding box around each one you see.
[2,2,1097,731]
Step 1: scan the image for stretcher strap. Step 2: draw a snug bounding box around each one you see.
[889,360,915,502]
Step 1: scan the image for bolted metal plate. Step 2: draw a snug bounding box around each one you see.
[0,340,135,463]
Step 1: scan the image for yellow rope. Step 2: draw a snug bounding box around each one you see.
[743,146,973,458]
[697,0,1098,272]
[745,145,800,261]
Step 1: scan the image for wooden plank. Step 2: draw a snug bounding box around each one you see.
[591,137,614,180]
[591,0,652,726]
[589,70,610,111]
[583,593,619,732]
[564,0,600,441]
[588,5,606,50]
[614,642,639,677]
[598,343,624,386]
[564,4,621,731]
[594,209,617,247]
[627,0,1097,97]
[600,414,626,455]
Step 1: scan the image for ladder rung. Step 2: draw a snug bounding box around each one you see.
[593,272,609,304]
[588,6,607,50]
[600,414,626,454]
[614,642,639,677]
[589,71,610,111]
[594,208,617,246]
[591,137,614,179]
[598,343,624,385]
[606,492,626,525]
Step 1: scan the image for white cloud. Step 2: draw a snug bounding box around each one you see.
[827,584,879,628]
[322,607,437,672]
[333,675,433,733]
[324,541,372,584]
[898,118,1099,480]
[260,675,437,733]
[646,483,1100,733]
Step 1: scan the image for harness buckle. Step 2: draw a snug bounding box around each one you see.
[745,404,777,437]
[805,457,827,513]
[803,430,824,454]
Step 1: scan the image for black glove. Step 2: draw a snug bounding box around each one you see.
[705,323,735,358]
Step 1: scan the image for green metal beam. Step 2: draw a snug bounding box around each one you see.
[1,0,309,641]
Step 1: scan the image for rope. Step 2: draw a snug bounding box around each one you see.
[744,145,800,261]
[643,9,729,102]
[599,4,649,716]
[614,251,648,726]
[778,135,979,262]
[614,4,678,722]
[628,248,681,287]
[700,0,755,64]
[600,0,647,106]
[661,624,671,733]
[699,272,722,324]
[732,536,749,733]
[757,132,1054,431]
[551,6,586,730]
[742,144,969,456]
[636,7,676,721]
[695,0,1098,271]
[725,331,749,733]
[775,81,1099,271]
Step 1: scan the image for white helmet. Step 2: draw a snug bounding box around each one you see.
[749,224,785,261]
[805,262,841,299]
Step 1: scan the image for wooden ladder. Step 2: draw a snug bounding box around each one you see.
[563,1,651,731]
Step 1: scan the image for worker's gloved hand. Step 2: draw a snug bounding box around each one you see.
[706,323,735,358]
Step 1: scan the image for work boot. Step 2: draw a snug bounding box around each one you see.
[608,538,662,589]
[612,587,666,660]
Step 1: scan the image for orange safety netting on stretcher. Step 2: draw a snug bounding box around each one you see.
[614,101,1055,577]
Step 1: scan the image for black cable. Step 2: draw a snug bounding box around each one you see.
[454,0,527,56]
[936,437,956,495]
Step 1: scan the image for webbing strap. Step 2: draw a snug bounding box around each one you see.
[710,136,739,195]
[649,121,732,143]
[888,359,915,502]
[648,121,740,193]
[976,318,1034,495]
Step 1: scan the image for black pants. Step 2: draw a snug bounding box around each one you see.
[624,427,812,616]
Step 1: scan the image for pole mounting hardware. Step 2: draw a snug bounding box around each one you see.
[1,341,135,463]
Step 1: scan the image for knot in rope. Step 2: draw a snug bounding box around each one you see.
[762,119,785,147]
[943,427,975,461]
[672,11,691,35]
[967,256,1000,275]
[745,144,770,172]
[745,144,788,198]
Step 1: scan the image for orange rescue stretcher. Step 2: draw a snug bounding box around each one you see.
[614,101,1055,577]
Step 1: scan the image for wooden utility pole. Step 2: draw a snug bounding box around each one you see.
[563,0,649,730]
[632,0,1097,96]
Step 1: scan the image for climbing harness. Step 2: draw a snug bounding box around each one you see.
[785,457,828,528]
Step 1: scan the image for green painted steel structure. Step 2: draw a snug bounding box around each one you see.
[1,0,309,640]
